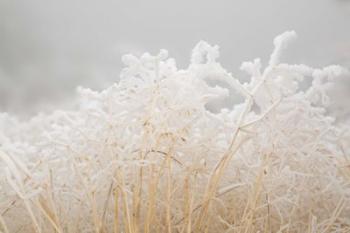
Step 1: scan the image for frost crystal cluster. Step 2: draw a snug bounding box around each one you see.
[0,31,350,233]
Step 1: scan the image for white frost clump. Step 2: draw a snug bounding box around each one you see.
[0,31,350,233]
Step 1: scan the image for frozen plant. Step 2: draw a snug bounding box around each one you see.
[0,31,350,233]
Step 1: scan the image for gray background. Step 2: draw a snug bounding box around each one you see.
[0,0,349,116]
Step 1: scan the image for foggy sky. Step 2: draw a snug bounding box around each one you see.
[0,0,349,115]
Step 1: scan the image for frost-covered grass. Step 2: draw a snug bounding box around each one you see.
[0,31,350,233]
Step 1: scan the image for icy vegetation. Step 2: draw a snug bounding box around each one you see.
[0,31,350,233]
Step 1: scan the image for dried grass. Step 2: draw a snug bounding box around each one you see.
[0,31,349,233]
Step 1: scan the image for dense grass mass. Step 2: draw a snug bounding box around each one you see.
[0,31,350,233]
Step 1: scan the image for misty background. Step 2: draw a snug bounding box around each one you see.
[0,0,349,116]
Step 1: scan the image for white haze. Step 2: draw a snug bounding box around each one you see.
[0,0,349,115]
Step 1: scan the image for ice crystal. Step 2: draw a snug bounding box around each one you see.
[0,32,349,233]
